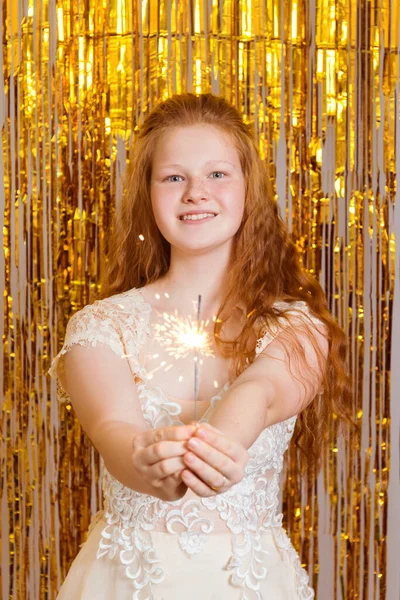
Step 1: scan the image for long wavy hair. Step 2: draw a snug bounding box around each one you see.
[98,92,354,474]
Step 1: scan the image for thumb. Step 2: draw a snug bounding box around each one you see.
[194,422,224,435]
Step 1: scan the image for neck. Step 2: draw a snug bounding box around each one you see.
[153,245,235,318]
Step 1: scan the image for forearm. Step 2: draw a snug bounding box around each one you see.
[206,380,270,449]
[89,420,167,500]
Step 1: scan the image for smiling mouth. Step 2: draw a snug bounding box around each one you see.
[179,213,218,222]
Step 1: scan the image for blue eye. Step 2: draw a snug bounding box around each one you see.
[164,171,226,182]
[166,175,183,182]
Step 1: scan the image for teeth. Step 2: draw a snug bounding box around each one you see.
[181,213,216,221]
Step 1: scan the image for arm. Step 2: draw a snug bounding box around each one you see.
[60,344,191,501]
[205,318,329,449]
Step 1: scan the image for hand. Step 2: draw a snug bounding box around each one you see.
[181,423,249,497]
[131,424,196,502]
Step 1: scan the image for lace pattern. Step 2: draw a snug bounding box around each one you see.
[48,289,317,599]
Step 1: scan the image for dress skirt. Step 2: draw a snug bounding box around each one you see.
[56,518,300,599]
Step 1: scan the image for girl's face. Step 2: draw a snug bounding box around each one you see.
[150,124,246,255]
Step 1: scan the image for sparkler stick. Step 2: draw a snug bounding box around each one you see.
[194,295,201,423]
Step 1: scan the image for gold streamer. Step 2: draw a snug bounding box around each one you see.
[1,0,398,597]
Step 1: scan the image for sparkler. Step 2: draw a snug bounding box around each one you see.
[194,294,201,423]
[153,295,214,423]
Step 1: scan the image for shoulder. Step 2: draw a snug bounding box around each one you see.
[271,299,325,328]
[64,287,151,343]
[69,287,150,324]
[272,298,316,315]
[256,299,327,355]
[49,288,151,379]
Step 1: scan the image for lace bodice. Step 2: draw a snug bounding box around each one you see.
[48,288,317,599]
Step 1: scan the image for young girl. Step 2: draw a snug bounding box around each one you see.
[49,93,351,599]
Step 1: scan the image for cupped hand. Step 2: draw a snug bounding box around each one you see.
[181,422,249,497]
[131,424,196,502]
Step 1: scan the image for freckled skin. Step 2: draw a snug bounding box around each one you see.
[150,123,246,259]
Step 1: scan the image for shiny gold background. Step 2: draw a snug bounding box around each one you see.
[1,0,399,598]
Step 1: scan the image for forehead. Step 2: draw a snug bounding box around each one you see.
[152,124,241,167]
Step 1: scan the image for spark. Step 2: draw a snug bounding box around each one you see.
[153,310,215,360]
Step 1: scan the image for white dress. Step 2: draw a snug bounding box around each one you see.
[48,287,317,600]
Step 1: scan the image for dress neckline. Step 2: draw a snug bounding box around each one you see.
[127,286,232,415]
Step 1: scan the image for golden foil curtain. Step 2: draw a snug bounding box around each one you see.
[1,0,399,598]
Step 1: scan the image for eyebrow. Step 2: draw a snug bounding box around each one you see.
[158,160,237,169]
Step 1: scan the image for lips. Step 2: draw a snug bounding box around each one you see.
[179,213,218,223]
[178,212,218,220]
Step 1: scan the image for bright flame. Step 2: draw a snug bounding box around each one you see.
[153,310,214,360]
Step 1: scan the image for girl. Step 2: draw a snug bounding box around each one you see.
[49,92,351,599]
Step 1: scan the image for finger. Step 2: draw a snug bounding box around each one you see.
[180,469,220,497]
[144,440,188,466]
[193,426,243,462]
[152,456,186,483]
[187,436,232,472]
[189,422,222,435]
[135,425,196,449]
[183,452,231,488]
[195,422,222,433]
[159,424,198,440]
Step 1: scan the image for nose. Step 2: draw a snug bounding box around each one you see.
[184,178,208,203]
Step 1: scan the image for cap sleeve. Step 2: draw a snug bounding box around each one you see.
[48,302,126,402]
[255,300,326,356]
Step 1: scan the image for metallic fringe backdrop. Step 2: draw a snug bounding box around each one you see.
[1,0,399,598]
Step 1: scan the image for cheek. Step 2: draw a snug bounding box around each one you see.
[219,184,245,215]
[150,198,165,234]
[151,187,168,216]
[150,189,177,233]
[152,184,176,205]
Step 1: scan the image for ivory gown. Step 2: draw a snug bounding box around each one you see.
[48,287,319,599]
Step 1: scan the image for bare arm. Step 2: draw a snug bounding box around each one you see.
[60,345,194,501]
[204,318,329,449]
